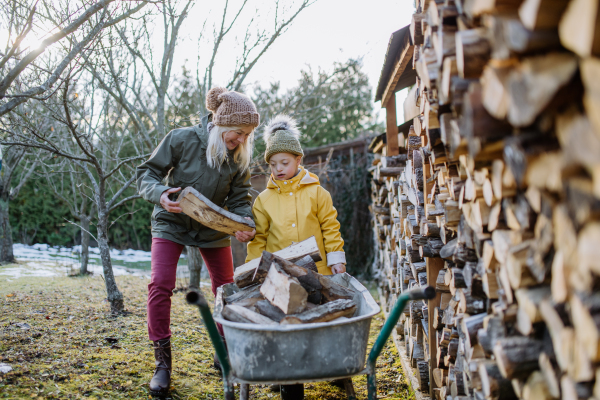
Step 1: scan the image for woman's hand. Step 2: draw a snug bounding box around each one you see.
[235,217,255,243]
[160,187,183,213]
[331,263,346,274]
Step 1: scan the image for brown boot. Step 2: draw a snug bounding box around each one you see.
[149,338,172,396]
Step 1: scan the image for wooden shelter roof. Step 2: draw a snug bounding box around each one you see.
[375,25,417,105]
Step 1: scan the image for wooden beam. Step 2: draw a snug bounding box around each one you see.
[386,95,400,156]
[381,35,414,107]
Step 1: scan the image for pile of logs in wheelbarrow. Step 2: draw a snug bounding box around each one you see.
[224,237,359,325]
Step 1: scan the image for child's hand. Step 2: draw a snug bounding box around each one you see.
[235,217,256,243]
[331,263,346,274]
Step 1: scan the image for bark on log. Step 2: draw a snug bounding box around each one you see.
[234,238,322,288]
[222,304,278,325]
[493,336,544,379]
[280,299,357,324]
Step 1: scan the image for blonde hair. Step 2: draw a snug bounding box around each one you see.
[206,124,254,173]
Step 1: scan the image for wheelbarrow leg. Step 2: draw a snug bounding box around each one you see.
[366,287,436,400]
[342,378,356,400]
[186,290,235,400]
[240,383,250,400]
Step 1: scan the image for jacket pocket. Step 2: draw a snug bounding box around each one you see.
[173,167,205,187]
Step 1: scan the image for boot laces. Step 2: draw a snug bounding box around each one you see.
[154,341,171,371]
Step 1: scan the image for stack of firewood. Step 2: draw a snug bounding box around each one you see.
[370,0,600,398]
[224,237,358,325]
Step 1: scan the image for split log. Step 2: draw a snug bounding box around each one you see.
[493,336,544,379]
[255,300,287,322]
[222,304,278,325]
[260,264,308,314]
[478,360,518,399]
[570,292,600,363]
[265,252,323,304]
[292,255,319,273]
[280,299,357,324]
[503,52,578,127]
[538,352,561,399]
[224,284,263,305]
[417,360,430,392]
[318,275,356,302]
[177,186,255,235]
[558,0,600,57]
[234,237,322,288]
[456,29,491,79]
[518,0,569,30]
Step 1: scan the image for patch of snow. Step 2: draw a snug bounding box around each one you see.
[7,243,192,280]
[0,363,12,374]
[15,322,30,330]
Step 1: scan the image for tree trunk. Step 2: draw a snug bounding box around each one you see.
[0,196,15,263]
[187,245,203,289]
[97,210,124,314]
[80,216,90,275]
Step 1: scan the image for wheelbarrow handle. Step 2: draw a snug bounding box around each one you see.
[366,286,435,400]
[186,290,235,400]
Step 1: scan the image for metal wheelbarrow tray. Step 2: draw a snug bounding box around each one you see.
[214,273,380,384]
[187,274,435,400]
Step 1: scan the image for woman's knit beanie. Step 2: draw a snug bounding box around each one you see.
[205,87,260,128]
[263,115,304,162]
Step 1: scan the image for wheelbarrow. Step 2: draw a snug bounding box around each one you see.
[186,273,435,400]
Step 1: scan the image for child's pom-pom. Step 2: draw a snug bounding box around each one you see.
[206,87,228,112]
[263,115,300,142]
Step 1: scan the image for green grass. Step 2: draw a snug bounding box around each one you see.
[0,264,413,399]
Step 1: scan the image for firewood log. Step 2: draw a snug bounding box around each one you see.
[264,253,323,304]
[558,0,600,57]
[280,299,356,324]
[538,352,561,399]
[417,360,430,392]
[233,237,322,288]
[260,264,308,314]
[222,304,278,325]
[254,300,286,322]
[518,0,569,30]
[478,360,518,399]
[456,29,491,79]
[493,336,544,379]
[177,186,255,235]
[224,284,263,305]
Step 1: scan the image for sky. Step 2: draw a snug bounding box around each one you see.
[0,0,416,123]
[180,0,416,123]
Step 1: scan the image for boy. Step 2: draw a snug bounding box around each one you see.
[246,115,346,275]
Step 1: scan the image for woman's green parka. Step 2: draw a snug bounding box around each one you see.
[136,115,253,248]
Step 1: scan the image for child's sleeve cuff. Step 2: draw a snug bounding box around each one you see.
[326,251,346,266]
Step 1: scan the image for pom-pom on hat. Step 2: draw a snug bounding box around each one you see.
[263,115,304,162]
[205,86,259,128]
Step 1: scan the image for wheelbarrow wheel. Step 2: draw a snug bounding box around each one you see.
[280,384,304,400]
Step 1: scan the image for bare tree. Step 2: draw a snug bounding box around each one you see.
[0,0,149,116]
[0,0,318,308]
[38,157,96,274]
[0,144,38,262]
[2,75,147,313]
[194,0,315,115]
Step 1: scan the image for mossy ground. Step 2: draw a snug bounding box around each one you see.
[0,266,413,399]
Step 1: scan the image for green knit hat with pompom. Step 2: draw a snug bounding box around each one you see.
[263,115,304,162]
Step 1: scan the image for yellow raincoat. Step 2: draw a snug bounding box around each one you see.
[245,166,345,275]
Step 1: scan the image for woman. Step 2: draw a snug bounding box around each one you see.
[136,87,258,396]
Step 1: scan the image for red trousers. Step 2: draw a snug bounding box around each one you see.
[147,237,234,341]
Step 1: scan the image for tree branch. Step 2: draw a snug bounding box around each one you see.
[0,0,115,98]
